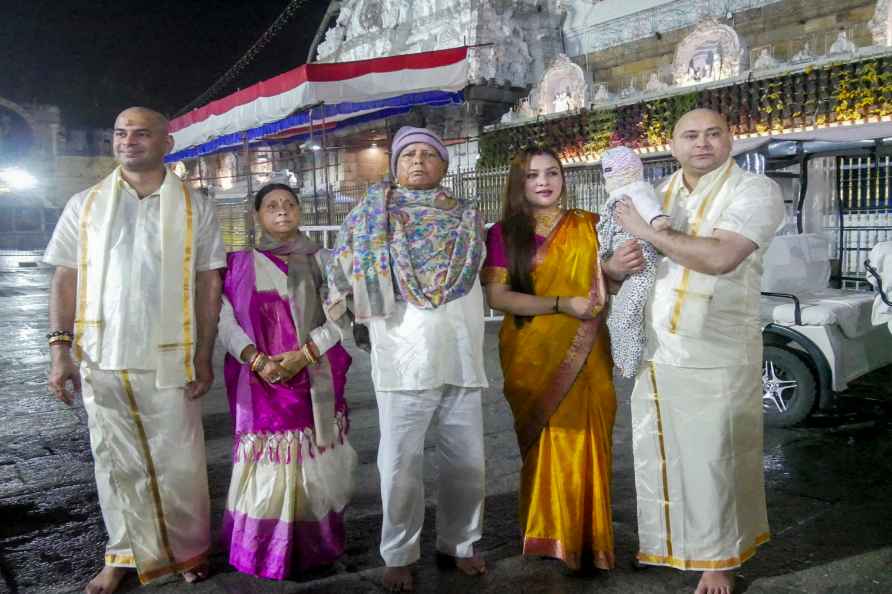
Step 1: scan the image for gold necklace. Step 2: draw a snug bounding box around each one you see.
[533,208,563,235]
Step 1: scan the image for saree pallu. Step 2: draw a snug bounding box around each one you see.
[221,251,356,579]
[496,211,617,570]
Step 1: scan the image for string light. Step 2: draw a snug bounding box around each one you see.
[175,0,309,117]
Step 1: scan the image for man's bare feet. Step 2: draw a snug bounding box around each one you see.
[454,556,487,576]
[695,570,734,594]
[182,562,209,583]
[84,566,128,594]
[382,565,414,592]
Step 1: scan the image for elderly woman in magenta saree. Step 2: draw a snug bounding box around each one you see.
[482,148,644,571]
[217,183,357,580]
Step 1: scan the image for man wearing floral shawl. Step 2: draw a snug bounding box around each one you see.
[327,126,488,592]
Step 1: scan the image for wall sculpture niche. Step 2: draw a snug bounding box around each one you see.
[537,54,588,115]
[673,18,747,87]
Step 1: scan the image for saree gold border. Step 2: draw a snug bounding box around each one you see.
[104,553,135,566]
[637,532,770,570]
[138,550,209,585]
[480,266,510,285]
[531,209,569,269]
[180,183,195,382]
[524,537,615,571]
[649,362,674,558]
[667,162,734,334]
[73,187,100,359]
[516,211,603,455]
[119,371,177,573]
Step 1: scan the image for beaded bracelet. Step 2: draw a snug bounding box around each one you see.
[46,330,74,340]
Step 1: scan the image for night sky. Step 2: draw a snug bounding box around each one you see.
[1,0,332,129]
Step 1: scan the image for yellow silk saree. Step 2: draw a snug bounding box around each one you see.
[483,210,617,570]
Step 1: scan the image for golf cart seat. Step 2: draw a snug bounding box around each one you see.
[761,234,876,339]
[867,240,892,332]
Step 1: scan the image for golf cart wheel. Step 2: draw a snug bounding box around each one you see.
[762,346,816,427]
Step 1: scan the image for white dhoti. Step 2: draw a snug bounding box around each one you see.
[375,386,486,567]
[628,161,784,570]
[631,362,769,569]
[81,367,210,583]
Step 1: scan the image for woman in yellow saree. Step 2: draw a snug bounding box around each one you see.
[483,148,643,571]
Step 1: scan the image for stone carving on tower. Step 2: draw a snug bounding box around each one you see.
[644,72,669,92]
[673,18,747,87]
[827,29,857,56]
[314,0,564,89]
[870,0,892,47]
[752,48,780,71]
[535,54,587,115]
[790,42,815,64]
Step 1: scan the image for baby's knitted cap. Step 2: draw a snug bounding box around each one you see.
[602,146,644,194]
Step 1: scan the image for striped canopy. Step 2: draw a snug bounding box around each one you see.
[166,47,468,161]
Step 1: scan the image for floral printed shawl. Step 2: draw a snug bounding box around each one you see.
[326,182,485,322]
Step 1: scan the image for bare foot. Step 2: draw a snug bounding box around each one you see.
[695,570,734,594]
[182,562,209,584]
[84,566,128,594]
[455,556,487,576]
[382,565,414,592]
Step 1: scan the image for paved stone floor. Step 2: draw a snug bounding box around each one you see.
[1,266,891,594]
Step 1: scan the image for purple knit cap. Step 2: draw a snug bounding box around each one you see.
[390,126,449,177]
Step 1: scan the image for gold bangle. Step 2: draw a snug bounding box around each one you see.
[302,344,318,365]
[48,335,73,346]
[250,352,268,373]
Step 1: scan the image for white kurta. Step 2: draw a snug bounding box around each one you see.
[44,177,226,370]
[367,279,489,391]
[367,280,488,566]
[44,175,226,581]
[632,162,784,570]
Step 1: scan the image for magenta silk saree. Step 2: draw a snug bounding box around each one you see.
[220,250,356,579]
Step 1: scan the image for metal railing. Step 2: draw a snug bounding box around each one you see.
[833,156,892,289]
[214,158,681,253]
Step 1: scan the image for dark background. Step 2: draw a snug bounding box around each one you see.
[0,0,332,128]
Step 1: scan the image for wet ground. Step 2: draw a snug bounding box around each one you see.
[1,266,891,594]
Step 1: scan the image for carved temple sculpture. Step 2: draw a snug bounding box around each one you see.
[673,18,747,86]
[752,48,779,71]
[533,54,588,115]
[827,30,857,56]
[870,0,892,47]
[645,72,669,92]
[314,0,564,90]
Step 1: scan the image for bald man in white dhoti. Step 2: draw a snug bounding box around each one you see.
[45,107,225,594]
[615,109,784,594]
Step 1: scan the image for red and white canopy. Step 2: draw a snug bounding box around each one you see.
[167,47,469,160]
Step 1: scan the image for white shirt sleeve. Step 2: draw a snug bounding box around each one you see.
[193,193,227,271]
[626,180,664,224]
[43,192,86,268]
[310,318,349,355]
[714,175,785,248]
[218,295,253,360]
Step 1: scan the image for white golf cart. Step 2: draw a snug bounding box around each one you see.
[745,132,892,426]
